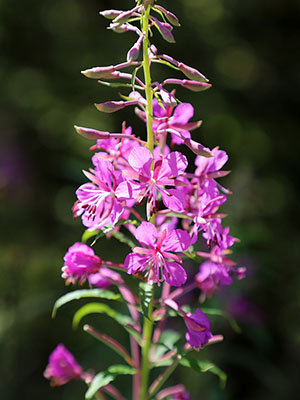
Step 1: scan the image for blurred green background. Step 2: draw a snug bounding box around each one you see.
[0,0,299,399]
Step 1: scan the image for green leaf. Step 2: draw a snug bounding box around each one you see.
[81,229,101,244]
[153,92,166,110]
[179,355,227,388]
[139,281,153,320]
[85,365,137,400]
[107,364,136,375]
[183,247,202,263]
[52,289,121,318]
[111,230,136,248]
[152,330,181,363]
[98,80,143,90]
[72,302,132,329]
[201,307,241,334]
[85,371,115,399]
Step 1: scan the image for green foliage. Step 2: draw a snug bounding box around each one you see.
[52,289,122,318]
[85,364,136,400]
[139,281,153,321]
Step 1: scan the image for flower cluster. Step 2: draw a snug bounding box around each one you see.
[46,2,245,399]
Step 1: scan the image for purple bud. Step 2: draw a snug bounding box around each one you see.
[181,80,212,92]
[100,10,123,20]
[161,54,179,67]
[184,138,213,157]
[109,22,137,34]
[178,62,209,82]
[127,34,144,62]
[74,126,110,140]
[152,17,175,43]
[95,100,138,113]
[155,5,181,27]
[112,5,141,25]
[81,66,116,79]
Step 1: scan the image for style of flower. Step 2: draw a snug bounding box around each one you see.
[44,344,83,386]
[184,308,213,349]
[62,242,101,285]
[116,146,187,219]
[74,157,125,229]
[124,221,191,286]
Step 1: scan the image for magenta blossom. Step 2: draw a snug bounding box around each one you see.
[74,157,124,229]
[116,146,187,219]
[62,242,101,285]
[124,221,191,286]
[184,308,212,349]
[195,260,232,298]
[44,344,83,386]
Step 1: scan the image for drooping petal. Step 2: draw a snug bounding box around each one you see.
[135,221,157,248]
[163,261,187,286]
[160,188,186,212]
[163,229,191,252]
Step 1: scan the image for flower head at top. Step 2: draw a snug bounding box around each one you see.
[124,221,191,286]
[62,242,101,285]
[184,308,213,349]
[44,344,83,386]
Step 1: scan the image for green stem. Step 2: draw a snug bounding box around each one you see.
[142,4,154,154]
[139,287,154,400]
[139,4,155,399]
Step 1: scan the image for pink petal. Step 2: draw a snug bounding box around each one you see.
[158,152,187,180]
[160,188,186,212]
[135,221,157,248]
[171,103,194,125]
[163,261,187,286]
[163,229,191,252]
[124,253,150,274]
[128,146,152,176]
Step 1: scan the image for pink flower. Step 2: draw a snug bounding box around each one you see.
[44,344,83,386]
[62,242,101,285]
[74,157,125,229]
[124,221,191,286]
[184,308,212,349]
[195,261,232,297]
[116,146,187,219]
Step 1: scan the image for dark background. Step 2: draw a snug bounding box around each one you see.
[0,0,299,399]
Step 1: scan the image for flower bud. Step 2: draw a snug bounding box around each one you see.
[95,100,138,113]
[178,62,208,82]
[181,80,212,92]
[99,10,123,20]
[81,66,116,79]
[112,5,141,25]
[153,17,175,43]
[155,5,180,27]
[184,138,213,157]
[127,34,144,62]
[74,126,110,140]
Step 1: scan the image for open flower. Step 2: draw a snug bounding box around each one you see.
[184,308,212,349]
[74,157,125,229]
[124,221,191,286]
[44,344,83,386]
[116,146,187,219]
[62,242,101,285]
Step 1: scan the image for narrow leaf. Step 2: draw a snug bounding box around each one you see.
[72,302,132,329]
[52,289,121,317]
[139,281,153,320]
[201,307,241,334]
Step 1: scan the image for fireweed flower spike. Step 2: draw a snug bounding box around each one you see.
[48,2,246,399]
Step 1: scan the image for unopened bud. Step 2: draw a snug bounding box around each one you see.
[153,17,175,44]
[81,66,115,79]
[95,100,138,113]
[160,88,177,107]
[112,5,140,25]
[178,62,208,82]
[100,10,123,20]
[127,34,144,62]
[181,80,211,92]
[155,5,180,27]
[74,126,110,140]
[184,138,213,157]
